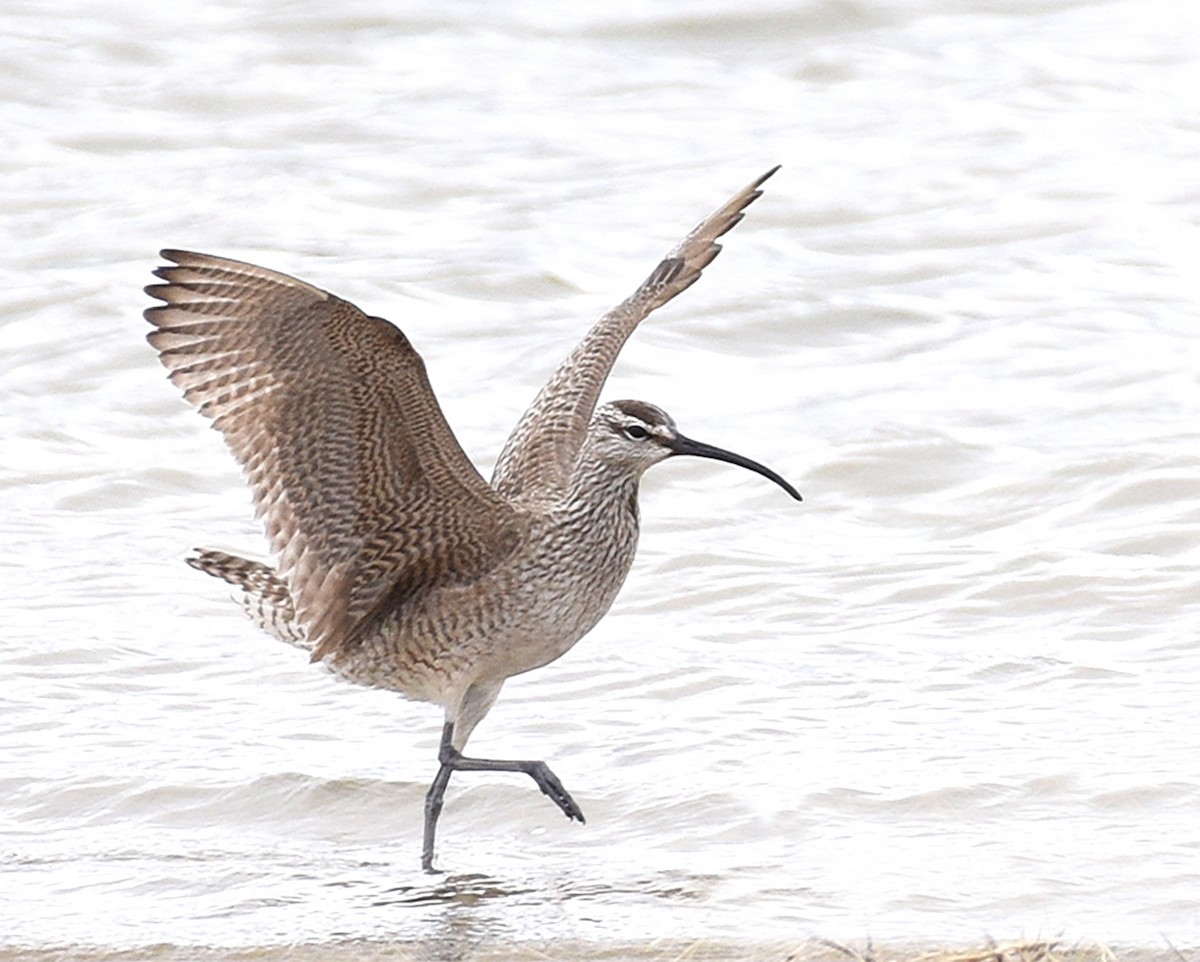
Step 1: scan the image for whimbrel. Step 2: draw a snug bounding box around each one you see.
[145,166,799,871]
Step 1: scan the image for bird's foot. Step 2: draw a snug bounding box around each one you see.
[525,760,586,823]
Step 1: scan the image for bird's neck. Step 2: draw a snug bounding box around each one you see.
[562,454,642,530]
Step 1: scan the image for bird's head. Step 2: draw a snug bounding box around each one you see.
[588,399,801,500]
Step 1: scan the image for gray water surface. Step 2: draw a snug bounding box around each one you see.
[3,0,1199,955]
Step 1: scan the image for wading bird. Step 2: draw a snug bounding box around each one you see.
[145,166,799,871]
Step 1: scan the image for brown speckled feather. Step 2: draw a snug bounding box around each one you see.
[187,548,306,646]
[145,251,521,661]
[491,166,780,502]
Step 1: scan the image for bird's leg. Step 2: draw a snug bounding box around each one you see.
[420,720,586,873]
[422,721,458,873]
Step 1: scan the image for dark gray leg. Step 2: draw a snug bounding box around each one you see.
[420,721,586,873]
[421,730,456,873]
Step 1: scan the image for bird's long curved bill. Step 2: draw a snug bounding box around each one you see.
[669,434,802,501]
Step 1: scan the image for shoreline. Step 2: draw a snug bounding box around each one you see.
[3,938,1194,962]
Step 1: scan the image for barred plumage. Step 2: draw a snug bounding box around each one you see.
[146,166,798,871]
[187,549,306,647]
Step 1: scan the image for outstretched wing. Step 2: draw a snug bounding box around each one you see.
[145,251,522,661]
[490,166,779,502]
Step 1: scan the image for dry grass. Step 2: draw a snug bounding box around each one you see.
[790,938,1193,962]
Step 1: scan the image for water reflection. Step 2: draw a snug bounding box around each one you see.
[3,0,1200,952]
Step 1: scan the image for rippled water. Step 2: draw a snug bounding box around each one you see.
[3,0,1199,957]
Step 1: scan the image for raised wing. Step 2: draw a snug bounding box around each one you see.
[145,250,522,661]
[491,166,779,502]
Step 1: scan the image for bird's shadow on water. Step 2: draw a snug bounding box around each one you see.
[372,870,539,909]
[366,873,524,962]
[372,869,711,907]
[365,868,717,961]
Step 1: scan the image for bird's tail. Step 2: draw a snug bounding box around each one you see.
[187,548,309,649]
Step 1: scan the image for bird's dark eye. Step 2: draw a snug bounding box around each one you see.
[623,424,649,441]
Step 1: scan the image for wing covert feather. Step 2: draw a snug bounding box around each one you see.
[491,166,779,501]
[145,250,520,661]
